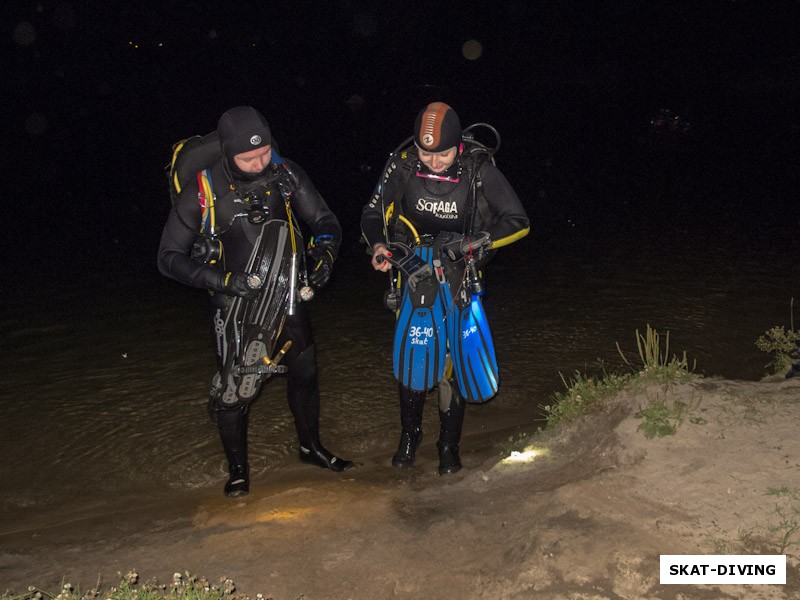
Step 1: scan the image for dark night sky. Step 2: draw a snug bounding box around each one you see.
[5,1,800,273]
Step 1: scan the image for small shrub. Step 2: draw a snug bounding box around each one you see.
[755,325,800,375]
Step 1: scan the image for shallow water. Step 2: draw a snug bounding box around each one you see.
[3,214,798,518]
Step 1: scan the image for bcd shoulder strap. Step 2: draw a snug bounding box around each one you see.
[462,143,493,234]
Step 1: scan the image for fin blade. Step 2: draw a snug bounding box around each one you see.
[448,296,499,403]
[392,247,446,391]
[393,301,447,391]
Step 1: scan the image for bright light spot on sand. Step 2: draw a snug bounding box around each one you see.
[501,446,548,465]
[462,39,483,60]
[256,507,315,523]
[505,449,538,463]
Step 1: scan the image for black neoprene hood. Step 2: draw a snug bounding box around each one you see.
[217,106,272,159]
[414,102,462,153]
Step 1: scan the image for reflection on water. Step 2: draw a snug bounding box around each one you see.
[2,223,798,518]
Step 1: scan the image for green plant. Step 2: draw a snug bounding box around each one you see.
[541,326,694,429]
[635,397,690,438]
[738,488,800,554]
[617,324,693,383]
[540,369,629,428]
[766,486,800,500]
[755,325,800,375]
[1,571,260,600]
[763,505,800,554]
[755,298,800,375]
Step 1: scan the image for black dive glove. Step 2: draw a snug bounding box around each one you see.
[221,271,261,300]
[306,241,335,289]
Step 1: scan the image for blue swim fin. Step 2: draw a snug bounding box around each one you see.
[392,246,447,391]
[445,288,499,403]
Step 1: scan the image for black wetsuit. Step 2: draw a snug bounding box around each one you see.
[158,154,341,449]
[360,146,529,248]
[360,144,530,474]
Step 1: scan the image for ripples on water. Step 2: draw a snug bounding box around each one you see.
[2,218,798,516]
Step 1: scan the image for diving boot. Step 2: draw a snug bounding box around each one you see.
[217,408,250,497]
[437,385,465,475]
[393,385,426,468]
[224,464,250,498]
[299,443,354,472]
[392,428,423,468]
[436,441,462,475]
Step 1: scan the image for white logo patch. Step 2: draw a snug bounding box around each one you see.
[415,198,459,220]
[250,135,262,146]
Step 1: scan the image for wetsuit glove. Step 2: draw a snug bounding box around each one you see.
[306,242,335,289]
[443,231,492,262]
[221,271,261,300]
[471,232,493,267]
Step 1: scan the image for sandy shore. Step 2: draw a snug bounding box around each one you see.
[2,375,799,599]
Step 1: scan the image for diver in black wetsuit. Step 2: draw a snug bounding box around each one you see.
[158,106,352,498]
[361,102,529,475]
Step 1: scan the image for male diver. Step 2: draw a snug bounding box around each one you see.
[158,106,353,498]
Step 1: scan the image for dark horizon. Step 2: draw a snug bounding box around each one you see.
[6,1,800,274]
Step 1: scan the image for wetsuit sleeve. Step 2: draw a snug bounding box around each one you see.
[478,163,530,249]
[284,160,342,259]
[360,167,405,249]
[156,183,227,291]
[361,185,388,249]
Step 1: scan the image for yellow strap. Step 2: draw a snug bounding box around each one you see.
[397,215,421,244]
[170,139,188,194]
[384,202,421,244]
[387,199,527,249]
[489,226,530,249]
[285,200,297,252]
[199,172,216,231]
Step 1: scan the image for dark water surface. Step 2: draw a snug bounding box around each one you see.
[3,213,798,520]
